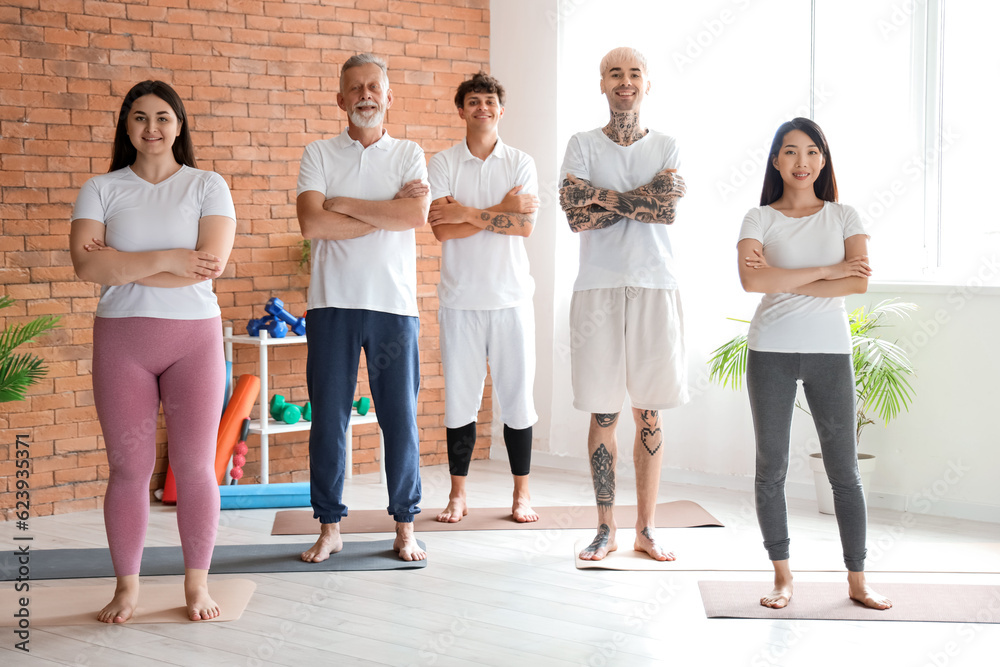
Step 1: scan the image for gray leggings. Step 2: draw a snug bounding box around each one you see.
[746,350,867,572]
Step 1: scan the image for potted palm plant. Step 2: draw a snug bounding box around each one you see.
[708,299,917,513]
[0,296,60,402]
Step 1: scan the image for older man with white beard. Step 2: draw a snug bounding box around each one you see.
[296,53,430,562]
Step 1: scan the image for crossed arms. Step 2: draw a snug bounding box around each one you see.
[296,179,430,241]
[738,234,871,297]
[558,168,686,233]
[429,185,539,242]
[70,216,236,287]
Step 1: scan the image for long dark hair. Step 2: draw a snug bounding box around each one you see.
[110,81,196,172]
[760,117,837,206]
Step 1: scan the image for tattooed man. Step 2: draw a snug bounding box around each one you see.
[428,72,541,523]
[559,48,689,561]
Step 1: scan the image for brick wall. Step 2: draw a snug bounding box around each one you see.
[0,0,492,520]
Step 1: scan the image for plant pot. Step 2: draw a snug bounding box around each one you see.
[808,452,876,515]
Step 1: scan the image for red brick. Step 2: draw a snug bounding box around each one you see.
[0,0,489,524]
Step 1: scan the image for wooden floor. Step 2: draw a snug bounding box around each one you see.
[4,460,999,666]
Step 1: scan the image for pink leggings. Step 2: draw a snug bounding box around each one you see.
[93,316,223,575]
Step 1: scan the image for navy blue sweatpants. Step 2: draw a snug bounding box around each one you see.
[306,307,422,523]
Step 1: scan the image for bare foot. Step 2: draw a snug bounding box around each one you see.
[848,572,892,610]
[761,561,793,609]
[579,523,617,560]
[393,522,426,561]
[633,526,674,561]
[436,496,468,523]
[97,575,139,624]
[512,497,539,523]
[301,522,343,563]
[184,570,220,621]
[761,582,794,608]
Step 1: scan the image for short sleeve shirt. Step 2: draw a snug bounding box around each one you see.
[560,128,681,291]
[428,138,537,310]
[71,165,236,319]
[738,202,868,353]
[297,129,427,317]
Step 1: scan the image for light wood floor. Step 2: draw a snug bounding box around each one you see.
[4,460,999,666]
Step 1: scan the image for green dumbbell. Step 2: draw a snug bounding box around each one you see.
[270,394,310,425]
[353,397,370,415]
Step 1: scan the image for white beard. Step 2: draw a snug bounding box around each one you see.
[349,105,384,128]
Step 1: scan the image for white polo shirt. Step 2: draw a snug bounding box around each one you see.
[428,138,537,310]
[560,128,681,292]
[72,165,236,320]
[296,129,427,317]
[739,201,868,354]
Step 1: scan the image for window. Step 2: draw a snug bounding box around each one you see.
[556,0,991,284]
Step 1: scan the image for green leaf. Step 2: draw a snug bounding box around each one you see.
[0,298,61,403]
[0,353,47,402]
[0,315,60,359]
[708,333,749,391]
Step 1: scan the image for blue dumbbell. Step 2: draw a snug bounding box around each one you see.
[265,297,306,336]
[246,314,288,338]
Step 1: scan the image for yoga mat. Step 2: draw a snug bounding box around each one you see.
[1,578,256,626]
[698,580,1000,623]
[271,500,724,535]
[0,540,426,581]
[573,531,1000,573]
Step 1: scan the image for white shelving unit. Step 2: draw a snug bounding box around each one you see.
[223,325,384,484]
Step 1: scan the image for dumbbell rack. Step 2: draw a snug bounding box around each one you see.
[223,325,384,484]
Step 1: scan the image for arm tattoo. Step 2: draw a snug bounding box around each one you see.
[595,413,619,428]
[603,191,677,225]
[582,523,612,553]
[492,214,513,229]
[591,443,615,508]
[596,171,686,225]
[483,212,531,235]
[561,177,624,232]
[566,204,620,232]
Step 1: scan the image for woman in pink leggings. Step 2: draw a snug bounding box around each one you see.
[70,81,237,623]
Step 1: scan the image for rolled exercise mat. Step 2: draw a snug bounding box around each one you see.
[220,482,311,510]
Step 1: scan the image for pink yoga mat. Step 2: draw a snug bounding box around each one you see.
[271,500,724,535]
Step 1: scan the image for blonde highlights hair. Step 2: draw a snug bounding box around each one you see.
[599,47,648,77]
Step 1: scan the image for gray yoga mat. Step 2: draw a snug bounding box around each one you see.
[0,539,426,581]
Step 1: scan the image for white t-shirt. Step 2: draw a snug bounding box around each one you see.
[428,138,537,310]
[297,130,426,317]
[738,201,868,354]
[72,165,236,320]
[560,128,681,291]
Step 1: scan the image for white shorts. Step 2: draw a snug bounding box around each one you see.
[570,287,689,413]
[440,304,538,430]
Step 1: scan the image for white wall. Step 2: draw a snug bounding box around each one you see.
[489,0,561,455]
[490,0,1000,522]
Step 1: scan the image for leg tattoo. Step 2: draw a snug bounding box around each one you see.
[595,413,619,428]
[640,427,662,455]
[639,410,661,455]
[591,444,615,508]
